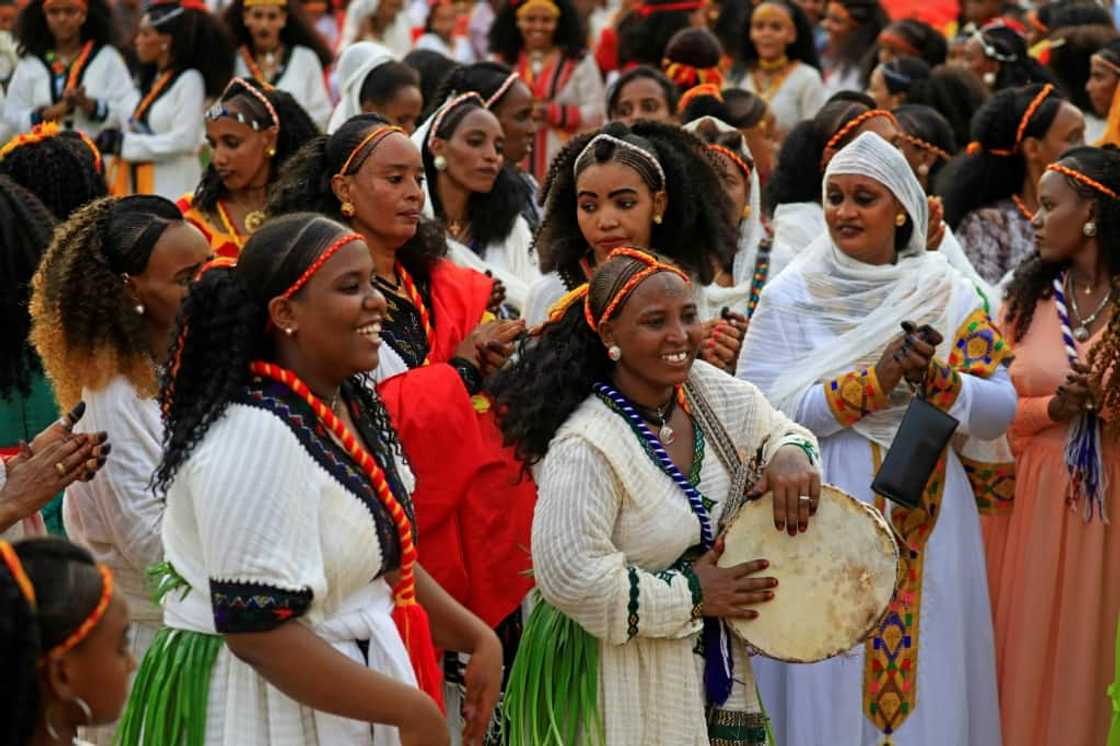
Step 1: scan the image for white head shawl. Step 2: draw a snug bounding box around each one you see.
[339,0,412,58]
[327,41,397,134]
[738,131,985,448]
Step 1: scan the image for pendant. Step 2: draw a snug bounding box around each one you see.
[659,423,675,444]
[244,210,265,232]
[1074,325,1091,342]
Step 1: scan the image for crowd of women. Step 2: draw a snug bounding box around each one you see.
[0,0,1118,743]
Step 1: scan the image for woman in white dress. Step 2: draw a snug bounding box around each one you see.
[414,0,474,64]
[116,213,504,746]
[28,194,212,745]
[739,131,1014,746]
[490,247,821,745]
[413,93,541,315]
[819,0,884,98]
[97,1,234,199]
[225,0,334,129]
[5,0,134,137]
[329,41,423,134]
[339,0,411,58]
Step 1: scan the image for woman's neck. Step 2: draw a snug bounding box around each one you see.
[609,367,675,410]
[1070,244,1110,290]
[30,714,75,746]
[436,173,470,227]
[274,346,343,404]
[255,40,282,57]
[156,52,172,71]
[354,223,400,282]
[54,37,82,57]
[226,182,268,208]
[147,320,175,364]
[1020,165,1041,214]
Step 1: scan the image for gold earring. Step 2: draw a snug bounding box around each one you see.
[341,202,355,217]
[653,214,663,224]
[741,205,751,221]
[267,146,276,157]
[895,213,906,226]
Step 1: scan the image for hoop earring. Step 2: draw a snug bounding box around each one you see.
[44,704,65,742]
[607,345,622,361]
[75,696,92,724]
[434,154,448,171]
[341,202,355,217]
[1083,221,1097,237]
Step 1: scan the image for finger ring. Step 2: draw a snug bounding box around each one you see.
[798,495,812,503]
[55,462,66,477]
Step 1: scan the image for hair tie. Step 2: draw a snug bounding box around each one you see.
[336,125,404,177]
[1047,162,1120,201]
[821,109,897,168]
[662,61,724,91]
[574,133,667,190]
[0,541,36,610]
[899,132,950,162]
[676,83,723,113]
[428,92,486,148]
[585,247,690,331]
[707,143,752,179]
[485,73,520,109]
[44,564,113,661]
[634,0,704,15]
[878,31,919,58]
[280,232,364,301]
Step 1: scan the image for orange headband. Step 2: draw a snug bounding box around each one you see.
[1047,162,1120,201]
[899,132,950,162]
[708,143,752,179]
[43,0,87,8]
[968,84,1054,157]
[822,109,897,165]
[74,130,102,173]
[677,83,723,113]
[1093,52,1120,77]
[336,125,404,178]
[0,542,36,610]
[0,121,62,161]
[584,247,690,331]
[515,0,560,17]
[280,232,364,301]
[878,31,919,57]
[194,255,237,281]
[45,564,112,661]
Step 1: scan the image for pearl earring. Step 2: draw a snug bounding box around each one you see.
[983,71,995,86]
[135,303,145,315]
[283,327,294,336]
[1084,221,1098,237]
[918,163,930,176]
[434,154,448,171]
[607,345,621,361]
[266,146,276,157]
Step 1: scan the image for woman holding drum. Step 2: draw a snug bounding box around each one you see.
[739,131,1017,746]
[491,246,821,745]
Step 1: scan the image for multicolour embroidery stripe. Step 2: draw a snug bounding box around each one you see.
[824,368,889,428]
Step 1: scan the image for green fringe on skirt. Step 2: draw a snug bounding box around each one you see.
[504,593,605,746]
[114,563,223,746]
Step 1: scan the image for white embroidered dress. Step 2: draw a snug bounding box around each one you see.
[532,361,817,745]
[234,45,332,130]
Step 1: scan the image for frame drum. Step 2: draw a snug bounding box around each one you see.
[717,484,899,663]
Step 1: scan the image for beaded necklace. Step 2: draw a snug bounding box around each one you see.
[1011,194,1035,222]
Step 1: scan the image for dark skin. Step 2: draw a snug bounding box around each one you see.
[263,238,503,746]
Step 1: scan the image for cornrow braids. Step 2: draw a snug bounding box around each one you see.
[28,196,182,410]
[0,176,56,399]
[0,132,106,219]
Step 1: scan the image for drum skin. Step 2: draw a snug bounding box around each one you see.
[717,485,899,663]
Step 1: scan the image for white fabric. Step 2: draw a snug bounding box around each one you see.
[532,361,817,745]
[738,62,825,139]
[328,41,396,134]
[160,402,417,744]
[0,31,19,86]
[339,0,412,59]
[533,54,605,171]
[234,45,332,130]
[118,69,206,199]
[523,271,568,327]
[414,33,475,64]
[5,45,136,136]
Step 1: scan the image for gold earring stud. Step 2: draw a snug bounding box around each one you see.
[895,213,906,227]
[653,214,663,224]
[267,146,276,157]
[341,202,355,217]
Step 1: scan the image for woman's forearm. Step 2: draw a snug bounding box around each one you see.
[415,563,494,653]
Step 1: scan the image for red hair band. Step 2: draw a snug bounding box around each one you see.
[1047,162,1120,201]
[899,133,950,162]
[708,143,752,179]
[634,0,704,16]
[677,83,723,113]
[821,109,897,167]
[44,565,113,661]
[280,233,365,301]
[970,84,1054,157]
[662,60,724,90]
[877,31,919,57]
[0,542,35,610]
[335,125,404,177]
[584,247,690,330]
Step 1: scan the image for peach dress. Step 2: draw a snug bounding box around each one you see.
[988,296,1119,746]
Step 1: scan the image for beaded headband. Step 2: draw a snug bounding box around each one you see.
[971,83,1054,157]
[0,121,61,161]
[574,133,667,189]
[1047,162,1120,201]
[147,0,206,28]
[194,255,237,281]
[428,92,486,148]
[899,132,950,162]
[662,61,723,91]
[972,28,1019,63]
[821,109,897,167]
[44,564,112,661]
[0,542,35,610]
[880,61,917,91]
[280,232,365,301]
[634,0,704,15]
[1093,51,1120,77]
[207,77,280,134]
[708,143,751,179]
[515,0,559,18]
[585,247,690,330]
[336,124,404,177]
[878,31,919,57]
[485,73,520,109]
[677,83,723,113]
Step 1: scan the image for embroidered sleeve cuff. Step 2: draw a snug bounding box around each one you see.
[775,433,819,466]
[959,455,1015,516]
[210,578,313,633]
[924,358,963,412]
[824,368,889,428]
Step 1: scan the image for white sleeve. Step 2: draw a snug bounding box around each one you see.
[946,364,1017,441]
[798,67,826,121]
[97,47,139,129]
[573,54,605,129]
[5,58,46,133]
[120,72,205,163]
[296,48,332,131]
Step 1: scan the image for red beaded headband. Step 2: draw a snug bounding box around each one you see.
[280,232,365,301]
[822,109,897,167]
[44,564,112,661]
[584,247,690,331]
[1047,162,1120,201]
[899,132,950,162]
[336,125,404,178]
[0,542,35,610]
[878,31,919,57]
[708,143,752,179]
[973,84,1054,157]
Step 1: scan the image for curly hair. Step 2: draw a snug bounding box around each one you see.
[154,213,402,492]
[193,78,318,215]
[938,83,1066,229]
[830,0,888,78]
[222,0,332,67]
[606,65,680,119]
[141,4,234,98]
[2,537,105,746]
[536,120,736,285]
[906,63,990,149]
[1004,148,1120,365]
[617,0,695,68]
[894,103,957,187]
[1047,24,1120,114]
[0,132,106,219]
[489,0,586,64]
[15,0,117,57]
[976,24,1059,93]
[29,195,184,410]
[738,0,821,73]
[267,113,447,285]
[421,98,523,249]
[488,250,680,465]
[0,177,56,399]
[876,18,947,68]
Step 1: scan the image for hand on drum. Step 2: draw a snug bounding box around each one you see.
[691,537,776,620]
[749,444,821,536]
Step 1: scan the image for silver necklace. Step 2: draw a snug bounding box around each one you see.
[1067,275,1114,341]
[631,394,678,445]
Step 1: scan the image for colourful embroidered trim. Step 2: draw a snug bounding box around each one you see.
[923,359,962,412]
[396,261,434,366]
[46,564,113,660]
[210,578,313,633]
[626,567,640,640]
[131,70,175,124]
[681,561,704,622]
[0,541,35,609]
[824,368,889,428]
[746,242,771,320]
[960,455,1015,516]
[707,708,769,746]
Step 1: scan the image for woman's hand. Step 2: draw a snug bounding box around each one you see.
[749,443,821,536]
[0,435,106,532]
[455,319,525,377]
[39,100,72,122]
[700,312,747,373]
[874,327,941,393]
[485,275,506,314]
[398,692,451,746]
[1049,361,1096,422]
[926,197,945,251]
[690,538,776,620]
[460,628,503,746]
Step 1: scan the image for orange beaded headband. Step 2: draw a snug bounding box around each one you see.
[280,232,364,301]
[677,82,723,113]
[336,125,404,178]
[708,143,752,179]
[0,542,35,610]
[821,109,897,166]
[194,255,237,281]
[899,132,950,162]
[662,60,724,90]
[973,84,1054,157]
[1093,52,1120,77]
[44,564,112,661]
[428,92,486,148]
[878,31,919,57]
[1047,162,1120,201]
[584,247,690,331]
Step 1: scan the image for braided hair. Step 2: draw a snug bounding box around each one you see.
[488,0,586,64]
[0,131,106,219]
[266,113,446,286]
[739,0,820,74]
[905,63,990,149]
[488,250,681,465]
[938,83,1067,229]
[0,177,56,399]
[154,213,401,493]
[606,65,680,120]
[536,120,735,286]
[222,0,332,67]
[1,537,106,746]
[1004,148,1120,363]
[194,78,318,214]
[28,195,184,410]
[894,103,957,188]
[15,0,116,57]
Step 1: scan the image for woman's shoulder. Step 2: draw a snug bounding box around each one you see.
[79,374,160,432]
[789,61,823,83]
[289,44,324,69]
[89,43,127,68]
